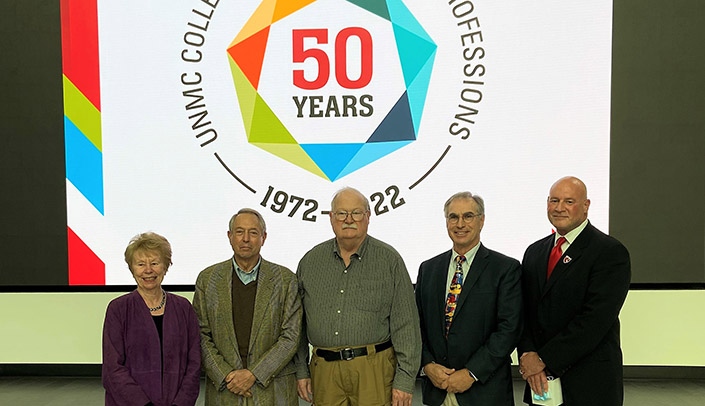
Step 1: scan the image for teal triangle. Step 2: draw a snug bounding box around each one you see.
[300,143,364,180]
[335,141,412,180]
[394,25,437,88]
[407,52,436,131]
[346,0,390,20]
[387,0,434,42]
[367,92,416,142]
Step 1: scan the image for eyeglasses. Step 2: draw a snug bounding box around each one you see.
[446,212,482,224]
[333,210,368,221]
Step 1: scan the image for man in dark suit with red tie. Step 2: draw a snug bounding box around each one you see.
[416,191,523,405]
[518,176,631,406]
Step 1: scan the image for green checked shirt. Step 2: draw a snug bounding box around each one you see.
[294,235,421,394]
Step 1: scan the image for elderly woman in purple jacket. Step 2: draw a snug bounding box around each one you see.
[102,232,201,406]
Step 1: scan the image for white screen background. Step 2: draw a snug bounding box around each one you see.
[66,0,612,284]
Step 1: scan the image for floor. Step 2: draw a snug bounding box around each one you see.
[0,377,703,405]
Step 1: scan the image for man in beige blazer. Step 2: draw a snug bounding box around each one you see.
[194,208,302,405]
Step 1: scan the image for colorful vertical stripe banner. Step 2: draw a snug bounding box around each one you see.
[61,0,105,285]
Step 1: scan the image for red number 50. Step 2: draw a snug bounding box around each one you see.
[292,27,373,90]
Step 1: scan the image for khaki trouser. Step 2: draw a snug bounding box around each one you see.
[310,344,396,406]
[441,392,460,406]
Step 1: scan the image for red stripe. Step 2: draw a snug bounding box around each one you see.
[61,0,101,110]
[68,227,105,285]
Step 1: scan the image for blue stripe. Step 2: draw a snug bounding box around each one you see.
[64,116,104,214]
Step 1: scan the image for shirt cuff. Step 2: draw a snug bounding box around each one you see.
[419,362,432,377]
[392,370,417,394]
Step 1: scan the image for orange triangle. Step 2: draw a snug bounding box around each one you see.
[227,26,271,90]
[272,0,317,23]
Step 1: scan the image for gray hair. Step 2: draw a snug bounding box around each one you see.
[443,191,485,217]
[229,208,267,234]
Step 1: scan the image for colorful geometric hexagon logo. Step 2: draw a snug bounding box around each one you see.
[227,0,436,181]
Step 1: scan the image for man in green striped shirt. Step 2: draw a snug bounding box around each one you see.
[295,187,421,406]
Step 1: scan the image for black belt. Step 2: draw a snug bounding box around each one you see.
[315,340,393,362]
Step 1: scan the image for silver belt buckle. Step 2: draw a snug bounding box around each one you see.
[340,347,355,361]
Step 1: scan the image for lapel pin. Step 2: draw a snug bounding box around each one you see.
[563,256,572,264]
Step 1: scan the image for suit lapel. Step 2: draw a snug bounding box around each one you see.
[216,262,240,363]
[543,224,593,294]
[250,260,274,351]
[455,244,489,314]
[433,251,453,334]
[536,235,554,292]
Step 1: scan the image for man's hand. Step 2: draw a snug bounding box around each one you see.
[526,370,549,397]
[392,388,412,406]
[519,352,546,378]
[297,378,313,403]
[423,362,455,390]
[445,368,475,394]
[225,369,255,397]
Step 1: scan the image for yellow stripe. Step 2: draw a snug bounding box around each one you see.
[63,75,102,151]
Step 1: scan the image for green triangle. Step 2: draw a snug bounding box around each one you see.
[346,0,390,20]
[252,142,328,180]
[229,56,258,133]
[248,95,297,144]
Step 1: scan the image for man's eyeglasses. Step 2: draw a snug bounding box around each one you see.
[333,210,368,221]
[446,212,482,224]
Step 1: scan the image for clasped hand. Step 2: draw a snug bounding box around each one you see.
[423,363,475,394]
[225,369,255,397]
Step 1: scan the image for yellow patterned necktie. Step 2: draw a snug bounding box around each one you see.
[444,255,465,336]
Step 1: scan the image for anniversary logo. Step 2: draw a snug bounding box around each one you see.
[179,0,484,222]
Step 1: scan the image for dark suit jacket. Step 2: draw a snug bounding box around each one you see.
[518,222,631,406]
[416,244,522,406]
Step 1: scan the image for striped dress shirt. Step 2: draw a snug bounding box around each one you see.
[295,235,421,393]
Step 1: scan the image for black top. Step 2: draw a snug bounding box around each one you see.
[152,314,164,344]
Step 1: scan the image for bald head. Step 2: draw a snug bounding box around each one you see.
[547,176,590,235]
[331,187,370,212]
[552,177,587,199]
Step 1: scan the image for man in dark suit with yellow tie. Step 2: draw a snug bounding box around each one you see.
[416,191,523,405]
[518,176,631,405]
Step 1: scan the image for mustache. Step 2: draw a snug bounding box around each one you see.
[342,224,358,230]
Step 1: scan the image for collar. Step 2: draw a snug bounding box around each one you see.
[333,235,370,260]
[556,218,589,245]
[232,256,261,285]
[452,242,481,265]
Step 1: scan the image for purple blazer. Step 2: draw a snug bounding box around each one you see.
[102,290,201,406]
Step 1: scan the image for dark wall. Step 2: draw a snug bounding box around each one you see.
[0,1,67,285]
[610,0,705,284]
[1,0,703,287]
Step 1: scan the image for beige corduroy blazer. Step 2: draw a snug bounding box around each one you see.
[193,258,302,406]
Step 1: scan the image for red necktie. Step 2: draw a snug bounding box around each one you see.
[445,255,465,336]
[547,236,567,279]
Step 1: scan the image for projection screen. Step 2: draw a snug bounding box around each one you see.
[62,0,612,285]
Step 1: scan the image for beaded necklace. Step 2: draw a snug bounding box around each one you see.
[148,289,166,312]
